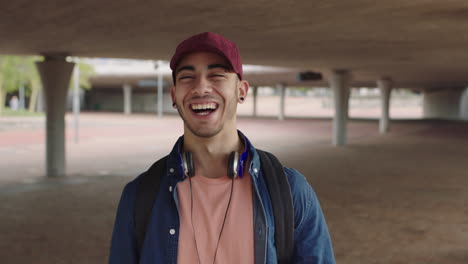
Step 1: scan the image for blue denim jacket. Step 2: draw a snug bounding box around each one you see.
[109,134,335,264]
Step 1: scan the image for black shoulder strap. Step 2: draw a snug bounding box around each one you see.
[257,150,294,264]
[134,156,168,255]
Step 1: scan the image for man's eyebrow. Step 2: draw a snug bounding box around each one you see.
[176,65,195,74]
[207,64,230,70]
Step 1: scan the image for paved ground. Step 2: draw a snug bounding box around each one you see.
[0,112,467,264]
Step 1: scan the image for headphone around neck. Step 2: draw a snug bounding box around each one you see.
[182,151,240,179]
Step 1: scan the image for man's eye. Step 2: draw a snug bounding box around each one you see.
[210,74,225,78]
[178,76,194,80]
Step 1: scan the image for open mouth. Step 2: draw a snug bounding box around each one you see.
[190,103,219,116]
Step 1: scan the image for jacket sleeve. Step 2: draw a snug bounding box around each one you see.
[284,167,336,264]
[109,180,139,264]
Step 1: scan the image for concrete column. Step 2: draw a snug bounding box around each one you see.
[461,87,468,120]
[123,84,132,115]
[19,83,25,110]
[36,88,44,112]
[329,69,351,146]
[252,86,258,117]
[277,83,286,120]
[72,62,80,143]
[377,78,393,133]
[36,55,75,177]
[156,60,164,118]
[423,87,465,120]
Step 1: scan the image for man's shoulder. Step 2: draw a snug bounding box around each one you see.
[283,167,311,191]
[254,150,313,196]
[282,167,318,209]
[135,155,170,179]
[145,155,169,174]
[121,172,144,199]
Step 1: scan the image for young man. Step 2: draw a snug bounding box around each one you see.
[109,32,335,264]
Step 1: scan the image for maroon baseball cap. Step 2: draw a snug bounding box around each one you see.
[170,32,243,81]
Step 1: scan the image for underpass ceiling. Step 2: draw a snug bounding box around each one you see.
[1,0,468,89]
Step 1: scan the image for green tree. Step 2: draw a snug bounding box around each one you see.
[0,56,30,114]
[27,63,41,112]
[0,55,95,114]
[74,60,95,90]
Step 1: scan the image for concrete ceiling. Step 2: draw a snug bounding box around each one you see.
[2,0,468,89]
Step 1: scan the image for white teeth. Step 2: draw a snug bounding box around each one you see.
[191,103,217,110]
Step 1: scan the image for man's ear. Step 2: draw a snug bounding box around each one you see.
[170,86,176,103]
[238,80,249,103]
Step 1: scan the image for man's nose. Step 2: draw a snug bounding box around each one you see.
[193,76,212,95]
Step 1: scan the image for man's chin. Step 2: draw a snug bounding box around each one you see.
[187,125,223,138]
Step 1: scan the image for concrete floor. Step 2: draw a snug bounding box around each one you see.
[0,113,467,263]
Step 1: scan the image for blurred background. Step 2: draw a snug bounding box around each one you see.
[1,1,468,263]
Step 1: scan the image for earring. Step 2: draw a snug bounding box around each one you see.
[172,102,176,108]
[240,97,245,102]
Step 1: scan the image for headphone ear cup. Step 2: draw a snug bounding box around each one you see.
[227,152,239,179]
[184,152,195,177]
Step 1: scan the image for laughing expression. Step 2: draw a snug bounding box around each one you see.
[171,52,248,138]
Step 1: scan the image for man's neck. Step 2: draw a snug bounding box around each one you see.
[183,128,243,179]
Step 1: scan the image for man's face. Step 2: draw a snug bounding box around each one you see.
[171,52,248,138]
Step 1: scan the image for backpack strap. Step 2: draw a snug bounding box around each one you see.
[257,150,294,264]
[134,156,168,255]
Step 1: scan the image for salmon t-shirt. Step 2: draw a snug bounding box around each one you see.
[176,172,254,264]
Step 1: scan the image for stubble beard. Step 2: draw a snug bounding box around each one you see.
[175,97,238,138]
